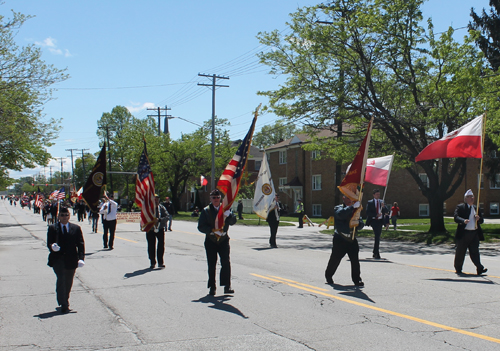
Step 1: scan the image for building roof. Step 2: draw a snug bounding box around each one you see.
[264,128,338,151]
[231,140,263,159]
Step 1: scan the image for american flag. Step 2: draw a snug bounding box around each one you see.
[214,111,258,232]
[50,187,66,200]
[135,140,156,232]
[34,187,44,208]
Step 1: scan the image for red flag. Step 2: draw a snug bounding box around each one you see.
[415,115,483,162]
[135,140,156,232]
[338,118,374,229]
[200,175,208,186]
[214,113,258,233]
[365,155,394,187]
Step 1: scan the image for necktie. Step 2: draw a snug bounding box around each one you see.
[63,225,68,235]
[108,203,111,214]
[376,200,380,217]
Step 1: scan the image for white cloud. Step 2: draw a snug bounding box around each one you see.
[34,37,72,57]
[126,102,156,113]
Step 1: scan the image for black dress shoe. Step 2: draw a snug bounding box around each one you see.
[149,264,155,269]
[61,306,71,314]
[224,287,234,294]
[477,268,488,275]
[270,244,278,248]
[326,278,334,285]
[209,287,216,296]
[455,270,463,274]
[373,253,381,259]
[354,281,364,287]
[159,264,165,268]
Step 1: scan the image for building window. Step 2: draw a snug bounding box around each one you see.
[279,151,287,164]
[489,174,500,189]
[255,160,261,171]
[443,202,447,215]
[312,174,322,190]
[490,202,499,215]
[279,178,287,187]
[312,204,322,216]
[311,150,321,160]
[478,173,484,189]
[419,204,429,217]
[419,173,429,188]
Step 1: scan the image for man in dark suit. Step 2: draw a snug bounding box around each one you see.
[46,207,85,314]
[147,194,168,269]
[197,189,237,296]
[365,189,388,259]
[266,194,283,248]
[454,189,487,275]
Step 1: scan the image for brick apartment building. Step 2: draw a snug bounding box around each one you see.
[265,133,500,219]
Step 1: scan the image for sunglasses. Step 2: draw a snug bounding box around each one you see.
[211,196,221,199]
[59,214,70,217]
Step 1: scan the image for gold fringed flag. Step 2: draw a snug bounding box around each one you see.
[82,143,107,212]
[338,118,374,229]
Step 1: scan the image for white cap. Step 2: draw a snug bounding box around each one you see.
[464,189,474,197]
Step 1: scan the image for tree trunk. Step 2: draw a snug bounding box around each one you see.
[427,192,447,234]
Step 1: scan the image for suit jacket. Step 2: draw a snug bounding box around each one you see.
[454,203,484,241]
[365,199,388,226]
[47,222,85,269]
[266,201,283,225]
[197,204,237,241]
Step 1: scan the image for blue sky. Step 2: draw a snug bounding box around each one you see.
[5,0,490,180]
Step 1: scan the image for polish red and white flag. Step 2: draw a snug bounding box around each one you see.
[200,175,208,186]
[365,155,394,187]
[415,115,483,162]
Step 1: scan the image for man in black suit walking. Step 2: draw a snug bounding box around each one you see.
[365,189,388,259]
[147,194,169,269]
[266,194,283,248]
[454,189,487,275]
[46,207,85,314]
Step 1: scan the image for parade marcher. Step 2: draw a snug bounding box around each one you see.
[77,200,86,222]
[390,202,400,230]
[90,210,99,233]
[146,195,168,269]
[46,207,85,314]
[325,196,364,286]
[237,199,244,220]
[197,189,237,296]
[99,193,118,250]
[454,189,488,275]
[296,199,304,228]
[365,189,388,259]
[266,194,283,248]
[162,197,175,231]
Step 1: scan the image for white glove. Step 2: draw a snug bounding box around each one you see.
[78,260,85,268]
[51,243,60,252]
[224,210,231,216]
[353,201,361,208]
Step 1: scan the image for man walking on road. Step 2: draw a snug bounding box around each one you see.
[197,189,237,296]
[266,194,283,248]
[454,189,488,275]
[162,196,175,231]
[147,195,168,269]
[46,207,85,314]
[365,189,387,259]
[100,193,118,250]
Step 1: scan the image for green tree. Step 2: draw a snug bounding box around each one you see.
[470,0,500,71]
[0,9,68,182]
[253,119,300,149]
[257,0,492,234]
[73,153,97,188]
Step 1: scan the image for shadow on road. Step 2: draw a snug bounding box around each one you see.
[192,295,248,319]
[330,284,375,303]
[428,277,497,285]
[124,268,153,278]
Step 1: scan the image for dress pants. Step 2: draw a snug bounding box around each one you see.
[204,238,231,289]
[146,228,165,266]
[371,219,383,255]
[298,213,304,228]
[103,219,117,248]
[52,259,76,308]
[269,222,279,247]
[325,235,361,284]
[454,230,484,272]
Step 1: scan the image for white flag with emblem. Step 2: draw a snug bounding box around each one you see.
[253,152,276,219]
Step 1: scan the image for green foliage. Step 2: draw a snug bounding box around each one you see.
[0,8,68,181]
[252,119,300,149]
[256,0,495,233]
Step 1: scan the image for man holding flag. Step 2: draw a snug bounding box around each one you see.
[325,118,373,287]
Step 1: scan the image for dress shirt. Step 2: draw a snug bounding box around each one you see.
[465,205,476,231]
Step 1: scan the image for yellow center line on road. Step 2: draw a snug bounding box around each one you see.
[407,264,500,279]
[251,273,500,345]
[93,231,138,243]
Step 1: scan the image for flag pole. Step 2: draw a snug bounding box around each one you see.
[352,117,374,240]
[476,112,486,229]
[382,153,395,203]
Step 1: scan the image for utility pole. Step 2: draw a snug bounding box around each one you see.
[66,148,79,187]
[80,148,89,182]
[147,105,173,135]
[198,73,229,190]
[98,125,115,193]
[56,157,65,187]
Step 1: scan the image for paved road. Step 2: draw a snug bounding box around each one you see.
[1,200,499,350]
